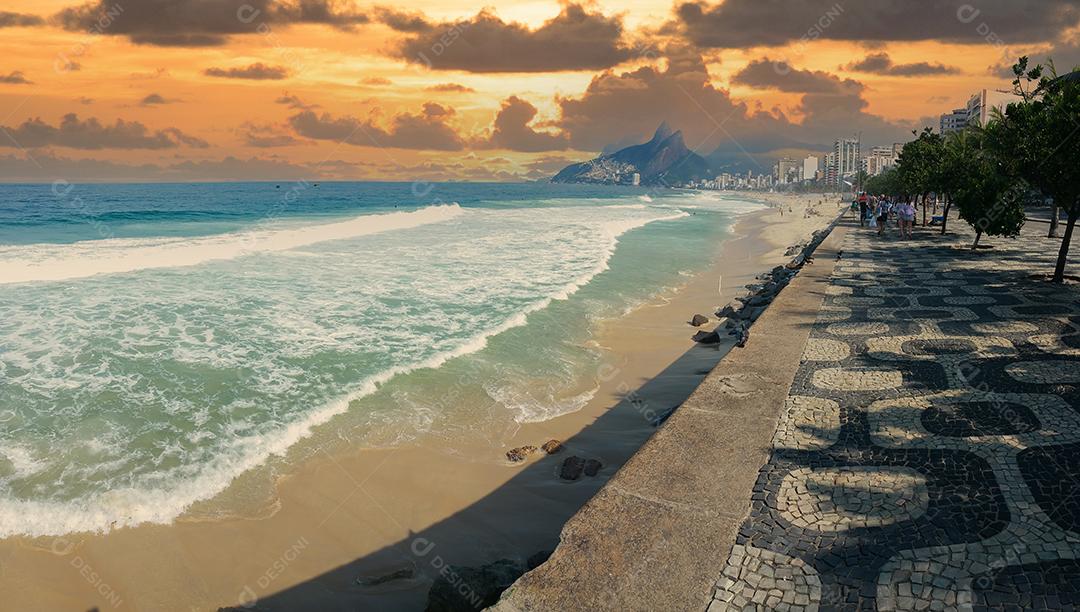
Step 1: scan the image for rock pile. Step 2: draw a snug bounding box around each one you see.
[559,455,603,480]
[691,218,837,349]
[505,446,538,462]
[424,551,553,611]
[506,439,564,462]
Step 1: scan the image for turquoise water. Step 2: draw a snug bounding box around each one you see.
[0,182,761,536]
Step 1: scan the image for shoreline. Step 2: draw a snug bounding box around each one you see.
[1,200,835,611]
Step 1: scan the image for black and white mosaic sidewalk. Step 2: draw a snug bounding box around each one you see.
[711,220,1080,611]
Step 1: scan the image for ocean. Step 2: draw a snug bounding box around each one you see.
[0,181,762,537]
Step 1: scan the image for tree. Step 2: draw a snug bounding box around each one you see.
[863,167,901,197]
[948,128,1026,249]
[994,57,1080,282]
[895,127,946,226]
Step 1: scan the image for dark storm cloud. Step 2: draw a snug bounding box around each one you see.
[288,103,466,150]
[238,122,305,147]
[480,96,569,152]
[676,0,1080,48]
[0,114,208,149]
[555,47,919,157]
[0,71,32,84]
[53,0,368,47]
[0,11,45,27]
[991,40,1080,78]
[377,4,634,72]
[204,63,289,80]
[844,53,961,76]
[732,59,860,93]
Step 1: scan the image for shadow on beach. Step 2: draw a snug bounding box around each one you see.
[218,208,848,612]
[222,335,735,611]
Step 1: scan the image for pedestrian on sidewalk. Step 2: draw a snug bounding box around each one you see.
[876,199,892,237]
[897,199,916,238]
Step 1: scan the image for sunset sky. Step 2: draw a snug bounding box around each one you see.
[0,0,1077,182]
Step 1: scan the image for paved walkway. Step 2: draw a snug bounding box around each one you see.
[711,218,1080,611]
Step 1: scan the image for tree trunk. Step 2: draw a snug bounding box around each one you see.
[1049,202,1060,238]
[972,229,982,250]
[1052,203,1078,283]
[921,193,928,226]
[940,196,951,235]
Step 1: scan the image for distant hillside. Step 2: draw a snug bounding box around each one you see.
[551,122,713,186]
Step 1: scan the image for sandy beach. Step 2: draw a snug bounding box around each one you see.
[0,197,836,612]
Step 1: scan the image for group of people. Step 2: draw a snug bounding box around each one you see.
[853,193,916,239]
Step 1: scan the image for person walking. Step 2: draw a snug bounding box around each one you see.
[876,198,892,237]
[857,192,868,227]
[897,199,916,238]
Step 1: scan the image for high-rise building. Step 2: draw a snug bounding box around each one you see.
[940,107,969,134]
[940,89,1013,133]
[776,158,800,184]
[824,151,837,184]
[830,137,860,185]
[802,155,819,183]
[863,145,897,176]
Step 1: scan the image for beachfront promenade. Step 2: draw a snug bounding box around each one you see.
[496,214,1080,611]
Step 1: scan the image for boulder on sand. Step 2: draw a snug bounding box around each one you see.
[747,306,767,322]
[689,313,709,327]
[735,327,750,348]
[583,459,603,477]
[559,456,586,480]
[715,302,738,318]
[425,559,524,612]
[541,439,563,454]
[506,446,538,462]
[691,330,721,344]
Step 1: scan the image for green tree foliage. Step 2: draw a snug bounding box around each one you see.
[990,57,1080,282]
[863,167,901,197]
[895,127,945,225]
[947,129,1026,248]
[891,56,1078,282]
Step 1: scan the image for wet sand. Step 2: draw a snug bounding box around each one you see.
[0,201,835,612]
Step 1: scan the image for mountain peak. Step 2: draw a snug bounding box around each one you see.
[652,121,673,143]
[551,121,711,186]
[662,129,686,148]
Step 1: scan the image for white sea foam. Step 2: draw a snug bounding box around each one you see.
[0,204,463,284]
[0,203,689,537]
[488,384,599,424]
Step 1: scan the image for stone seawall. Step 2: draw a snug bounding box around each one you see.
[490,217,848,611]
